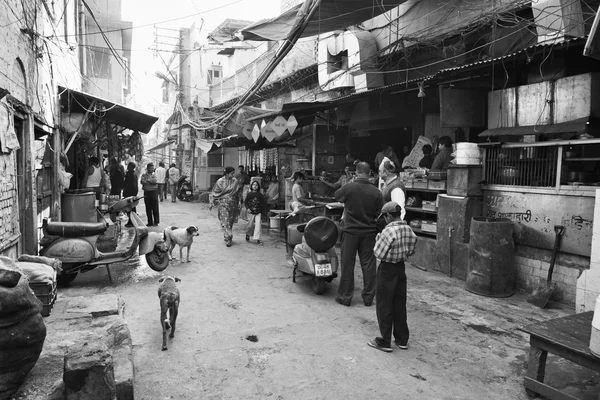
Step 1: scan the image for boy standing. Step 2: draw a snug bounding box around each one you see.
[368,201,417,353]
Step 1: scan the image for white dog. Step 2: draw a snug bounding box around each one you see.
[163,226,199,262]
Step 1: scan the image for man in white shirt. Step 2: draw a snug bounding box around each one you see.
[155,162,167,202]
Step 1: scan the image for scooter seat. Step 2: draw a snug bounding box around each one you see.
[43,219,108,237]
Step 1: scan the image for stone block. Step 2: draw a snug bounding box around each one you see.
[585,290,600,312]
[113,347,134,400]
[584,267,600,293]
[515,255,542,269]
[64,341,116,400]
[66,295,124,319]
[576,287,586,312]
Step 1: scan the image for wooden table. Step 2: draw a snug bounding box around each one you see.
[519,311,600,399]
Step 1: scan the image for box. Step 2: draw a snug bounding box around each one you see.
[404,179,414,189]
[427,180,446,190]
[422,201,437,211]
[29,281,57,317]
[420,221,438,233]
[413,179,428,189]
[447,165,483,197]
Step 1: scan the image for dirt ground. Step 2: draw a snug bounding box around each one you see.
[12,200,600,400]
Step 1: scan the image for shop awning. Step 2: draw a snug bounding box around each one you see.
[236,0,408,41]
[59,86,158,133]
[479,118,589,138]
[145,140,176,153]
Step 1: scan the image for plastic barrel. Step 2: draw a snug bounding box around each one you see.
[466,217,515,297]
[61,192,97,222]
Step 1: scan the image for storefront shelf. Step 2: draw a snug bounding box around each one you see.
[405,188,445,193]
[406,206,437,214]
[412,228,437,237]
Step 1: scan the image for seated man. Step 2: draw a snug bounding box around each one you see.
[289,171,312,216]
[419,144,434,169]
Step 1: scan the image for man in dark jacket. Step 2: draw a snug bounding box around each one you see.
[334,162,384,307]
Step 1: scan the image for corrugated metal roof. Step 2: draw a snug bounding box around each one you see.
[331,37,586,103]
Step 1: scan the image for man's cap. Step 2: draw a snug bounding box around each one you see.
[379,201,401,218]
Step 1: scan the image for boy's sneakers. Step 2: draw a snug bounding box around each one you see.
[395,341,409,350]
[367,338,392,353]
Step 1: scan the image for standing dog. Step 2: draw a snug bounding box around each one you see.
[163,226,199,262]
[158,276,180,351]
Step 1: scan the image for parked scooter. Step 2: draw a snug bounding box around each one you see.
[177,175,193,202]
[40,196,170,286]
[288,216,339,294]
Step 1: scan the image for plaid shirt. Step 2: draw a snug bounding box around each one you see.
[374,220,418,263]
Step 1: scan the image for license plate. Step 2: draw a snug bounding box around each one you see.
[186,191,191,195]
[315,263,332,277]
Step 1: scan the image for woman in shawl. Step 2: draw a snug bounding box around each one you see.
[211,166,242,247]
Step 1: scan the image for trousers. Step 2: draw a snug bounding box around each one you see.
[246,213,262,240]
[375,260,409,347]
[144,190,160,225]
[337,233,376,305]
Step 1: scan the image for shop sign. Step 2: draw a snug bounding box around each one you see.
[272,115,287,136]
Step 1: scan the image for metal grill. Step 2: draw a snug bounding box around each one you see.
[483,145,559,187]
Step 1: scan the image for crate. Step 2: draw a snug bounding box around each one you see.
[422,201,437,211]
[427,180,446,190]
[404,179,414,188]
[29,281,57,317]
[428,171,447,180]
[413,179,428,189]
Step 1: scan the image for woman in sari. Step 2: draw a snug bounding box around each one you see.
[211,166,242,247]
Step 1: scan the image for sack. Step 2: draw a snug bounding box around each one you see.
[239,206,248,221]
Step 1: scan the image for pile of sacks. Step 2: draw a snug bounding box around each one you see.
[0,255,60,400]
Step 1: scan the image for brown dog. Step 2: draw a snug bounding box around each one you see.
[158,276,180,351]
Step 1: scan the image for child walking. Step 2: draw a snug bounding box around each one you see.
[245,180,266,245]
[368,201,417,353]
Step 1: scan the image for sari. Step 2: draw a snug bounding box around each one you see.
[211,175,241,241]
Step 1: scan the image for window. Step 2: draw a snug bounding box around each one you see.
[86,48,112,79]
[207,153,223,167]
[207,67,222,84]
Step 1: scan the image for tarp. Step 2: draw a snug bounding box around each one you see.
[479,118,589,138]
[237,0,408,41]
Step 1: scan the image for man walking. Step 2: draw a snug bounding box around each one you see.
[168,163,180,202]
[334,162,383,307]
[368,201,417,353]
[140,163,160,226]
[155,162,167,202]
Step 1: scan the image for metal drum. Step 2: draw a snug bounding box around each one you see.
[466,217,516,297]
[62,192,96,222]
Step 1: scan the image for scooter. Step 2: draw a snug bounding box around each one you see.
[39,196,170,286]
[288,216,339,294]
[177,175,193,202]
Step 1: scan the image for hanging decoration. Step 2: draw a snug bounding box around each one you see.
[252,123,260,143]
[286,114,298,136]
[242,122,254,140]
[261,121,277,142]
[272,115,287,137]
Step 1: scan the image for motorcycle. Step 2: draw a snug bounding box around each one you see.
[177,175,193,202]
[40,196,170,286]
[287,216,339,294]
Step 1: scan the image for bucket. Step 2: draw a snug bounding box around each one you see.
[269,216,281,229]
[590,295,600,358]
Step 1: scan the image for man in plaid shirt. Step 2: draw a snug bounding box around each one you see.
[368,201,417,353]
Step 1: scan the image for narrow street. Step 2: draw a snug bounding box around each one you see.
[54,200,598,400]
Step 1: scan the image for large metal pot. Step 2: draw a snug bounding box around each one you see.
[566,170,595,183]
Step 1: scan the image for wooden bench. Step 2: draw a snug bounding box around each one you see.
[519,311,600,399]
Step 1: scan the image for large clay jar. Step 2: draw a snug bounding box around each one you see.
[0,256,47,400]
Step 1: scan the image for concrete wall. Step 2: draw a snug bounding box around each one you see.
[577,189,600,311]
